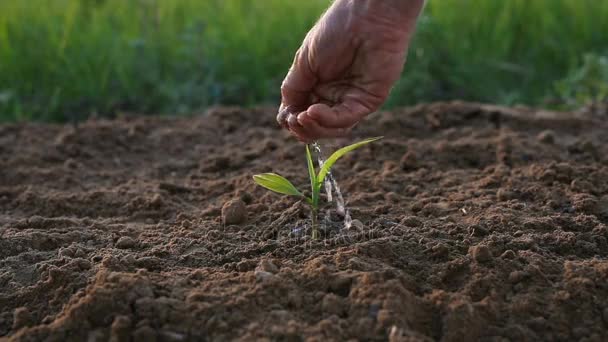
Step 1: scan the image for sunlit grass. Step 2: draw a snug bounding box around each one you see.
[0,0,606,121]
[392,0,608,107]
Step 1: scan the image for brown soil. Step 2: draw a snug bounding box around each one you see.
[1,102,608,341]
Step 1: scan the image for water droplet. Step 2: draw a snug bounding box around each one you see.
[344,210,352,229]
[313,142,353,230]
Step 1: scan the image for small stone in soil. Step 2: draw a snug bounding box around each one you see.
[468,225,488,237]
[400,151,418,171]
[500,250,517,259]
[133,326,157,342]
[537,130,555,144]
[257,259,278,274]
[237,190,253,204]
[401,216,422,227]
[349,219,365,231]
[321,293,345,316]
[496,188,515,201]
[431,243,449,258]
[116,236,137,249]
[255,270,275,282]
[469,244,493,263]
[110,315,132,341]
[222,199,248,225]
[12,307,33,330]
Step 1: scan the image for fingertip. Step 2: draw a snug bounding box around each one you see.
[287,114,298,127]
[297,112,312,127]
[288,124,313,143]
[276,106,289,127]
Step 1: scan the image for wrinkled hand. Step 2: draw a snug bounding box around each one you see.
[277,0,424,142]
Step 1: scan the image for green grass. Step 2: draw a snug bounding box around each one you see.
[0,0,607,122]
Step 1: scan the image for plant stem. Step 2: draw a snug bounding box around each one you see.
[311,206,319,239]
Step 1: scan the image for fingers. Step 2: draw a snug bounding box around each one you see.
[297,112,351,139]
[277,47,317,128]
[285,110,351,142]
[304,101,373,129]
[276,104,291,128]
[285,113,312,143]
[285,99,369,141]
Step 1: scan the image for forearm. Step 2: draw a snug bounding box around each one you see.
[361,0,425,19]
[330,0,425,44]
[340,0,425,24]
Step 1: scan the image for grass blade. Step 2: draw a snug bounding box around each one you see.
[317,137,383,185]
[253,173,303,197]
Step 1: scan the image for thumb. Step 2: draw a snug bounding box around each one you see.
[305,99,375,129]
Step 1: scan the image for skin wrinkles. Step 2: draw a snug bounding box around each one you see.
[278,0,425,142]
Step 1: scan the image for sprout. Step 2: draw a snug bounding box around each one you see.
[253,137,382,239]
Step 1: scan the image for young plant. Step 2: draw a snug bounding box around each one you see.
[253,137,382,239]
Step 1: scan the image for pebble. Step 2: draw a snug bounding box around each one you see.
[469,244,493,263]
[221,199,247,225]
[150,193,163,207]
[537,130,555,144]
[496,188,515,201]
[116,236,137,249]
[64,158,78,169]
[237,190,253,204]
[321,293,344,316]
[350,219,366,231]
[399,151,418,171]
[110,315,132,342]
[400,216,422,227]
[12,307,33,330]
[500,250,517,259]
[133,326,157,342]
[255,270,275,282]
[468,225,488,237]
[508,271,526,283]
[257,259,278,274]
[160,331,186,342]
[431,243,449,258]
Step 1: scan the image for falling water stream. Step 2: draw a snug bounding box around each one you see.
[312,142,353,230]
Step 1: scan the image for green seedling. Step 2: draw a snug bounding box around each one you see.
[253,137,382,239]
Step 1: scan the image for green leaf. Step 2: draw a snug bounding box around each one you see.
[305,144,316,191]
[306,144,320,208]
[317,137,383,185]
[253,173,303,197]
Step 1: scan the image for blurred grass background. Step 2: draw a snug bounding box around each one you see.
[0,0,607,122]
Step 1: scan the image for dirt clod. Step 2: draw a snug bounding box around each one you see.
[500,250,517,259]
[255,270,276,282]
[110,315,132,342]
[257,259,279,274]
[116,236,137,249]
[12,308,33,331]
[469,244,493,263]
[133,326,157,342]
[400,151,418,171]
[350,219,366,231]
[537,130,556,144]
[221,199,248,225]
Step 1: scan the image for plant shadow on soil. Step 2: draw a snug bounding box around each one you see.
[1,101,608,341]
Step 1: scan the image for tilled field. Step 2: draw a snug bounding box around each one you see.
[1,102,607,341]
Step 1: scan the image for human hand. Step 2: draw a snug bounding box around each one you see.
[277,0,424,142]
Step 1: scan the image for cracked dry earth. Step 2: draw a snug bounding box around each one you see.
[1,102,608,341]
